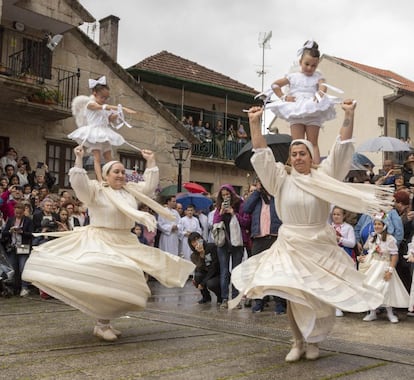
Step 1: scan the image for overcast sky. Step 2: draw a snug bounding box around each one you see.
[79,0,414,92]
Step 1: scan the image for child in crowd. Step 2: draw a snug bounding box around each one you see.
[257,40,342,164]
[132,223,149,245]
[331,206,356,262]
[359,213,409,323]
[69,76,137,181]
[331,206,356,317]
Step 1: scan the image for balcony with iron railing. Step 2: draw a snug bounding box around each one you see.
[0,31,80,120]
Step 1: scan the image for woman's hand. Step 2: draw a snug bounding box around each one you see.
[247,106,264,125]
[141,149,155,168]
[383,271,392,282]
[73,146,85,168]
[74,146,84,159]
[341,99,357,111]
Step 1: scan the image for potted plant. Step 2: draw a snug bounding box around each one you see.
[28,87,61,105]
[19,71,37,84]
[0,63,12,76]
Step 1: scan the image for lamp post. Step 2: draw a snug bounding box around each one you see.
[172,139,190,193]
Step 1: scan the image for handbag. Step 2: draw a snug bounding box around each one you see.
[212,221,226,247]
[16,244,30,254]
[229,215,243,247]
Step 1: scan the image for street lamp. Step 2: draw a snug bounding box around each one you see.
[172,139,190,193]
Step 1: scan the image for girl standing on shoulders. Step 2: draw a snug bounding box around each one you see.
[69,76,137,182]
[359,213,409,323]
[257,40,342,164]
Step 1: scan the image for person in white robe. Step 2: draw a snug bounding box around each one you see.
[178,205,202,261]
[157,195,180,255]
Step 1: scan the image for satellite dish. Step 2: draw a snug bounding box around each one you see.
[46,34,63,51]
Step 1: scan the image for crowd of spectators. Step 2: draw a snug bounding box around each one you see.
[182,116,250,160]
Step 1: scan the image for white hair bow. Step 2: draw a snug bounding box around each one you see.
[297,40,315,57]
[88,76,106,88]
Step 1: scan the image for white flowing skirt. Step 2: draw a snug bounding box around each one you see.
[362,257,410,308]
[68,124,125,152]
[229,223,383,342]
[266,94,339,126]
[23,226,195,320]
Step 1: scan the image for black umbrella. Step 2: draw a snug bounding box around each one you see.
[234,133,292,171]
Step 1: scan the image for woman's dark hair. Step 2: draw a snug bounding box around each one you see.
[371,221,388,243]
[301,40,320,59]
[19,156,32,172]
[188,231,203,253]
[217,186,241,211]
[8,174,20,185]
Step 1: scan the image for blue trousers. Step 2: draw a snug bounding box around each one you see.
[217,245,244,300]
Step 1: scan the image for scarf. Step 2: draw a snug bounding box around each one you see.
[100,183,174,232]
[291,167,394,216]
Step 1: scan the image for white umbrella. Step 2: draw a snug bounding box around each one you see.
[356,136,410,152]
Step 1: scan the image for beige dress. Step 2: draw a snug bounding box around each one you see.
[229,141,383,343]
[23,166,194,320]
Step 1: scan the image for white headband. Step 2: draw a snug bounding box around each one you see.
[102,160,120,180]
[89,75,106,89]
[291,139,314,159]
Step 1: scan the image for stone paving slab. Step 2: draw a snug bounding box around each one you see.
[1,280,413,379]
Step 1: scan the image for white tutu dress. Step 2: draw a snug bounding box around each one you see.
[68,96,126,153]
[266,71,341,126]
[361,235,409,308]
[23,166,195,320]
[228,142,384,343]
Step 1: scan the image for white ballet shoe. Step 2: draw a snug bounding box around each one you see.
[335,309,344,317]
[363,311,377,322]
[93,325,118,341]
[305,343,320,360]
[387,314,399,323]
[285,340,305,362]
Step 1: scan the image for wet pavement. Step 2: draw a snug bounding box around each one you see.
[1,280,413,379]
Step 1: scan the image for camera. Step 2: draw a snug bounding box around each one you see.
[37,162,44,169]
[41,218,58,231]
[223,198,230,209]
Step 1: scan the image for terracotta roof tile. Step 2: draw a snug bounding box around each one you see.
[130,50,257,95]
[333,57,414,93]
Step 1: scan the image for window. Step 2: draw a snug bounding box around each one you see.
[22,38,52,79]
[46,141,76,188]
[119,152,146,173]
[396,120,409,141]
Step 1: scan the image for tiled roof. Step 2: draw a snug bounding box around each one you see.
[130,50,257,95]
[331,56,414,93]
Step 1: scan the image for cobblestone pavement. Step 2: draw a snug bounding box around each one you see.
[1,280,413,380]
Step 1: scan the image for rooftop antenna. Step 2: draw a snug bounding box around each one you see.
[257,31,272,91]
[86,22,97,41]
[257,31,272,134]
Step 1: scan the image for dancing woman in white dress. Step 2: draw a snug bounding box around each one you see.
[23,146,194,341]
[229,100,392,362]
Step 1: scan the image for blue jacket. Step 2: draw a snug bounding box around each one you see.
[354,209,404,246]
[243,190,282,238]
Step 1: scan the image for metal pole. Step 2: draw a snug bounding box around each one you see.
[177,161,182,193]
[261,43,265,92]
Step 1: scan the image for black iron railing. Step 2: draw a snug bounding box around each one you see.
[5,44,80,110]
[192,138,247,161]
